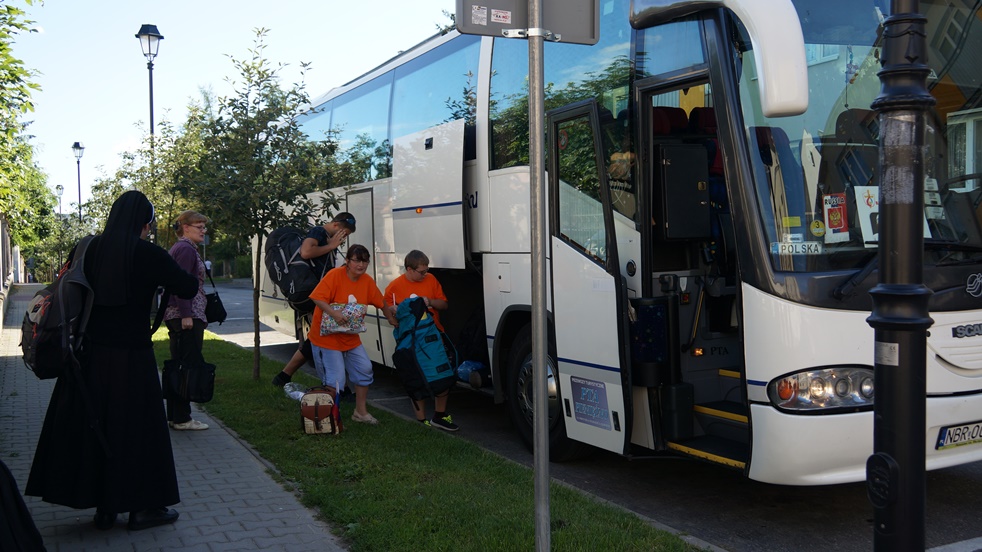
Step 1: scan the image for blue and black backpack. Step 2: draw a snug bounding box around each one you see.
[391,297,456,401]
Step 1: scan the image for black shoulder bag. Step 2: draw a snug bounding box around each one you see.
[204,272,227,324]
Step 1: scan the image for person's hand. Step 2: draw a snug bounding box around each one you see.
[328,229,348,250]
[181,317,193,330]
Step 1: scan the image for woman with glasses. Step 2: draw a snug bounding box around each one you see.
[308,244,389,424]
[27,191,199,531]
[383,249,458,431]
[163,211,212,431]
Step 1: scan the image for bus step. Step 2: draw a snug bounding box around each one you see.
[666,435,747,469]
[718,368,742,380]
[694,400,747,423]
[693,400,748,443]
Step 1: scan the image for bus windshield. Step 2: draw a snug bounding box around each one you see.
[737,0,982,272]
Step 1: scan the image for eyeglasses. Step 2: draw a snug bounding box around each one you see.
[412,267,428,276]
[188,224,207,232]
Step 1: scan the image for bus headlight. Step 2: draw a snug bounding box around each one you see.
[767,366,874,413]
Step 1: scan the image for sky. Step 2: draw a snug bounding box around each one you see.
[14,0,456,215]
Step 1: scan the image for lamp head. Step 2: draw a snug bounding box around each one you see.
[135,24,164,61]
[55,184,63,196]
[72,141,84,160]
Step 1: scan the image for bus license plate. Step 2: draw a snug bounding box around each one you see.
[936,420,982,450]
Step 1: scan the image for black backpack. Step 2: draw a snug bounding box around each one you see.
[263,227,325,312]
[21,235,96,379]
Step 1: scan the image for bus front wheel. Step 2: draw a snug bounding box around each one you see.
[505,325,591,461]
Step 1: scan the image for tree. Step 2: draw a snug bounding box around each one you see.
[1,0,57,279]
[175,28,340,379]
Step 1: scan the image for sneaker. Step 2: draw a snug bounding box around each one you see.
[351,411,379,425]
[271,371,292,387]
[418,419,431,427]
[430,414,459,432]
[171,419,209,431]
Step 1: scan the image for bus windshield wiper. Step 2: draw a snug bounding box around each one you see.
[925,240,982,266]
[833,252,878,300]
[924,239,982,253]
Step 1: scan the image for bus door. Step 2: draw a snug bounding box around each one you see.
[547,100,633,455]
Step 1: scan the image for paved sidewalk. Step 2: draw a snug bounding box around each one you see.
[0,283,347,552]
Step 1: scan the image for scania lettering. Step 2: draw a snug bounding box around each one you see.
[257,0,982,485]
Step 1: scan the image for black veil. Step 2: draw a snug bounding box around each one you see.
[91,190,155,306]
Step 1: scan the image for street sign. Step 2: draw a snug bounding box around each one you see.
[455,0,599,45]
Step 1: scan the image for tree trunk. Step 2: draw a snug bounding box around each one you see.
[252,235,263,380]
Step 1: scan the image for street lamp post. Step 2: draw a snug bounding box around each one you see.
[55,184,63,268]
[135,24,164,139]
[72,142,84,222]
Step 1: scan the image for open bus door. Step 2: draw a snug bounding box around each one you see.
[547,100,633,455]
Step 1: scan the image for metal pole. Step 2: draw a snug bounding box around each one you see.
[866,1,933,550]
[76,159,83,223]
[528,0,550,549]
[147,59,155,137]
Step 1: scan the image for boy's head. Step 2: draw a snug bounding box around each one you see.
[404,249,429,271]
[325,212,356,234]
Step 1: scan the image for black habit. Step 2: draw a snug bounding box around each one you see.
[27,192,198,513]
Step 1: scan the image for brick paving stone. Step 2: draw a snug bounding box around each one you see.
[0,283,347,552]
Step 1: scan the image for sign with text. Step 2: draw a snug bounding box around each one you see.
[570,375,611,430]
[455,0,599,45]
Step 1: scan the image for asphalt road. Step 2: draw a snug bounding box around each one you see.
[210,281,982,552]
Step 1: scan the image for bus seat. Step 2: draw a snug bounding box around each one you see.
[814,109,878,243]
[835,108,878,143]
[651,106,688,137]
[818,109,878,193]
[751,126,808,232]
[688,106,716,133]
[688,106,724,177]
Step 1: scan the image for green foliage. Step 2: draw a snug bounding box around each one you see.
[189,333,699,552]
[0,0,57,271]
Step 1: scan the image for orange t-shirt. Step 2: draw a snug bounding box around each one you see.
[383,273,448,332]
[308,266,385,351]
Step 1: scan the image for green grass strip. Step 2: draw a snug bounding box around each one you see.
[164,332,702,551]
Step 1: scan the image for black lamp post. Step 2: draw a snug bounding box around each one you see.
[866,1,933,550]
[135,24,163,138]
[72,142,84,222]
[55,184,63,268]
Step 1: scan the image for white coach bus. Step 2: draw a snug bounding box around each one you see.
[258,0,982,485]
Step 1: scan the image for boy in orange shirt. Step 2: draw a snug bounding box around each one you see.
[383,250,458,431]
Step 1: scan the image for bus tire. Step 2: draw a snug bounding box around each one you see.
[505,325,591,462]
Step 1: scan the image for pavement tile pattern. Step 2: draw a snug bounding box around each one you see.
[0,284,347,552]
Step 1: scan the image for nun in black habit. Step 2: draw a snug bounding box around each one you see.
[26,190,199,531]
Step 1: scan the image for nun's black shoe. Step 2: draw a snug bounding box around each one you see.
[93,510,117,530]
[127,507,179,530]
